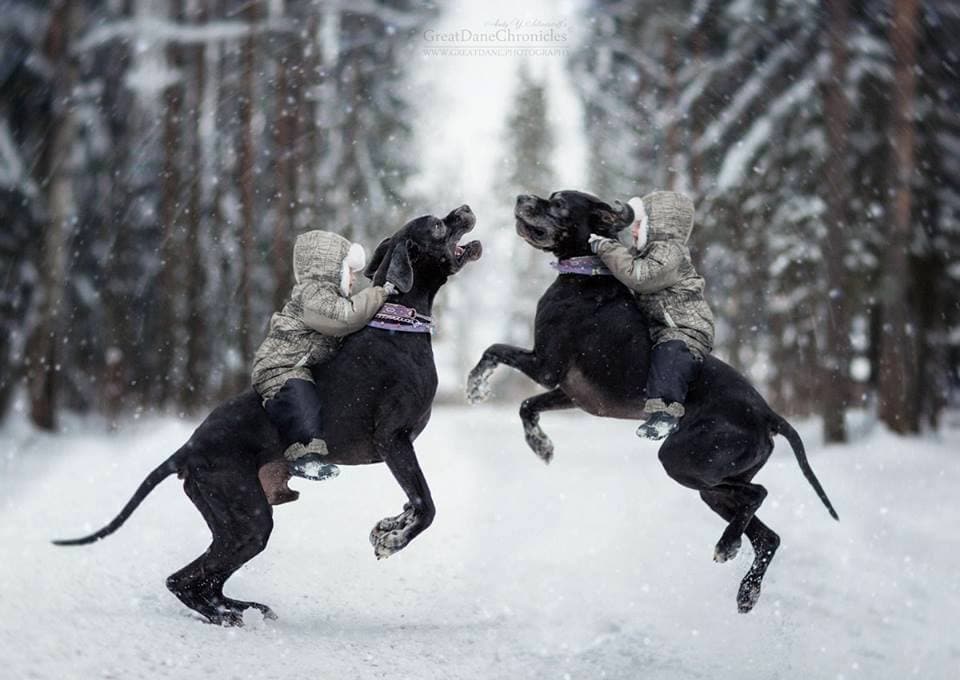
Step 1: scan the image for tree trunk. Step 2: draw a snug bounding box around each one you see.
[100,0,135,423]
[818,0,852,442]
[273,16,297,311]
[181,0,207,410]
[662,26,680,191]
[912,255,944,429]
[235,0,258,389]
[27,0,77,431]
[207,0,232,402]
[689,27,707,196]
[300,13,321,230]
[877,0,921,433]
[157,0,184,406]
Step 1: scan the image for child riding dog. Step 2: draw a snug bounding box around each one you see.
[252,230,394,504]
[588,191,715,440]
[253,195,707,506]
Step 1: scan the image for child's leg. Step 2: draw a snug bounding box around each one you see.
[262,377,339,480]
[263,377,325,450]
[644,339,701,415]
[639,340,701,440]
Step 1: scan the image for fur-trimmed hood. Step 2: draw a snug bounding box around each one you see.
[640,191,695,244]
[618,191,695,249]
[292,230,366,296]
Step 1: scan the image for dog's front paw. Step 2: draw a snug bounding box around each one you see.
[465,361,494,404]
[369,507,416,559]
[523,421,554,464]
[371,528,409,560]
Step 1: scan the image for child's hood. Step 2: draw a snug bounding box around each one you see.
[292,230,352,285]
[639,191,695,245]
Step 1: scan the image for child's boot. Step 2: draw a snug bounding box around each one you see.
[284,439,340,480]
[637,399,684,440]
[639,340,701,441]
[264,378,340,482]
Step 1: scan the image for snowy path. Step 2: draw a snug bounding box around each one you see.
[2,406,958,679]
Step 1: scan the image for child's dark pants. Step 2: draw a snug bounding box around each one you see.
[263,378,325,449]
[646,340,702,406]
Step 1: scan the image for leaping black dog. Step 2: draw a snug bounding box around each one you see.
[54,206,482,626]
[467,190,837,613]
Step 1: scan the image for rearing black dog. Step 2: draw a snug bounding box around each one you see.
[467,190,837,613]
[53,206,482,626]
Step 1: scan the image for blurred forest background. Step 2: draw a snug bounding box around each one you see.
[1,0,958,443]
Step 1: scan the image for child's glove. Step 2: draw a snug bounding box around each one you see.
[588,233,612,254]
[383,282,398,296]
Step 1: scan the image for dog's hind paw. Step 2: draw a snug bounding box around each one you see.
[208,605,246,627]
[369,507,416,559]
[714,536,741,563]
[737,577,762,613]
[465,362,494,404]
[524,422,554,464]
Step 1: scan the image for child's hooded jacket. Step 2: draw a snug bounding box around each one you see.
[593,191,715,358]
[251,230,387,399]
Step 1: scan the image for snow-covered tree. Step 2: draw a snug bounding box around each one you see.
[0,5,47,420]
[0,0,437,426]
[488,63,560,398]
[308,1,436,243]
[501,64,557,347]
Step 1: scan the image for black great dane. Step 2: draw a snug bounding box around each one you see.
[467,191,838,613]
[54,206,482,626]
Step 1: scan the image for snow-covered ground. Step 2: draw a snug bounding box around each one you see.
[1,405,959,679]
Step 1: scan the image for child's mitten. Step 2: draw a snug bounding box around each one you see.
[589,233,613,254]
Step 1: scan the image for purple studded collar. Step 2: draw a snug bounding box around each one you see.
[550,255,614,276]
[367,302,434,334]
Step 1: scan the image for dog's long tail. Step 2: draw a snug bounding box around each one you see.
[771,414,839,520]
[51,454,181,546]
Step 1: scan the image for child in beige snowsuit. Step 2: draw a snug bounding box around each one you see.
[252,230,391,503]
[589,191,715,440]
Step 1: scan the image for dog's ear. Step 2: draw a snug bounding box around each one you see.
[364,237,392,280]
[612,200,635,227]
[385,239,416,293]
[591,200,634,235]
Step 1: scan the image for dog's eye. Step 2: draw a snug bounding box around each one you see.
[431,222,447,239]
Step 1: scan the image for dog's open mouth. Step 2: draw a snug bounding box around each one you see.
[447,206,481,269]
[454,240,482,265]
[515,217,533,242]
[515,216,550,248]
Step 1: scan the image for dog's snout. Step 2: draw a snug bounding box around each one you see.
[457,204,472,215]
[515,195,538,218]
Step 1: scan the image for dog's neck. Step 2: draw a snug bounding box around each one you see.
[553,242,594,261]
[390,281,441,318]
